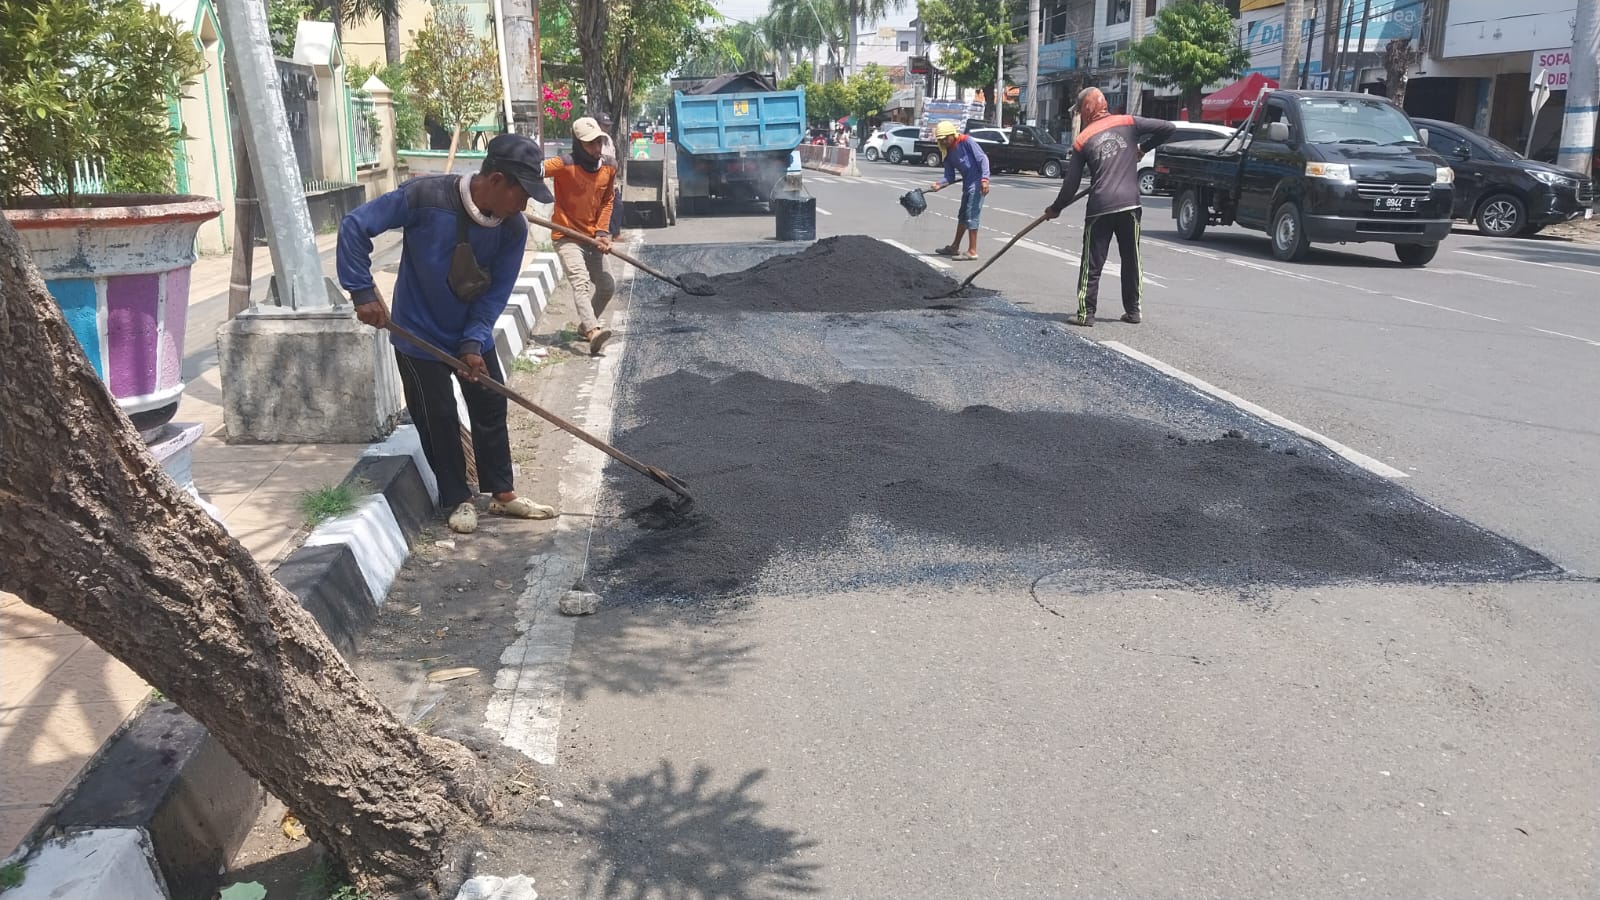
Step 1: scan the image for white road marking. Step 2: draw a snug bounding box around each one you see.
[1098,341,1410,479]
[1388,296,1501,323]
[1455,249,1600,278]
[881,237,954,269]
[1529,326,1600,347]
[816,207,833,215]
[1425,267,1532,287]
[483,257,635,764]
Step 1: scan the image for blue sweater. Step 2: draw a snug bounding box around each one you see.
[337,175,528,358]
[938,136,991,192]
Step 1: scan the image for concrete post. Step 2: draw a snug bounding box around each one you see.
[1127,0,1143,115]
[501,0,542,140]
[214,0,339,311]
[1282,0,1304,88]
[365,75,399,194]
[1556,0,1599,175]
[1026,0,1040,124]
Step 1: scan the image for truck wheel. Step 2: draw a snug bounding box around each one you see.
[1176,189,1208,241]
[1270,201,1310,262]
[1138,168,1157,196]
[865,147,880,161]
[923,150,942,167]
[886,146,904,164]
[1041,159,1063,179]
[1394,243,1438,266]
[1475,193,1525,236]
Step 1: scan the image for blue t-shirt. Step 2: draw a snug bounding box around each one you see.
[337,175,528,358]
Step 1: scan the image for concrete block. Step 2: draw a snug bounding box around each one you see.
[364,424,438,505]
[504,295,534,339]
[303,493,407,606]
[51,703,262,900]
[4,827,169,900]
[217,310,402,443]
[344,453,435,544]
[275,542,377,653]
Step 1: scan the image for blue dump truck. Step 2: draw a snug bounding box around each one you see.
[669,72,806,215]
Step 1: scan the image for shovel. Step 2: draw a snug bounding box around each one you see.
[383,320,693,505]
[523,212,716,296]
[926,188,1089,300]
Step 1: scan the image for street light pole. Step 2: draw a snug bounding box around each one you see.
[1027,0,1040,125]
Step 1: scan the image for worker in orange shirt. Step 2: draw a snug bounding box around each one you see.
[543,117,617,355]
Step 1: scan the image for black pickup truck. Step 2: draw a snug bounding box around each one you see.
[1154,90,1455,265]
[910,124,1074,176]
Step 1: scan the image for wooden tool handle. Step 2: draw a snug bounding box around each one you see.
[523,212,684,289]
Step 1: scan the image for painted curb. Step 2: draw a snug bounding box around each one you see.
[10,251,566,900]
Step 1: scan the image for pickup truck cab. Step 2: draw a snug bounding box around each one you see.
[1155,90,1455,265]
[968,125,1074,177]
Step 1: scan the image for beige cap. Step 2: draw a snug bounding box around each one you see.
[572,117,604,142]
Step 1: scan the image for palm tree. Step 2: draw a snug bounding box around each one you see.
[766,0,848,78]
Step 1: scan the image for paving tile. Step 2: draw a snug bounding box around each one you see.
[191,457,283,494]
[0,591,22,610]
[0,636,86,709]
[258,454,364,495]
[0,643,146,709]
[0,804,49,858]
[0,701,138,807]
[191,438,290,463]
[0,602,81,640]
[200,491,252,521]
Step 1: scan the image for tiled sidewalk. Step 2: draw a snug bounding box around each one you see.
[1,230,403,856]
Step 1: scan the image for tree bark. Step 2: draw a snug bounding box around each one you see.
[384,8,404,66]
[1383,37,1415,110]
[0,215,491,896]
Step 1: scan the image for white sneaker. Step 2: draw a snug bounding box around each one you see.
[447,502,478,534]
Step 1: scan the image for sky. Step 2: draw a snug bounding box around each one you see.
[712,0,910,30]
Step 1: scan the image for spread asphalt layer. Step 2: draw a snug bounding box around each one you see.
[590,237,1555,604]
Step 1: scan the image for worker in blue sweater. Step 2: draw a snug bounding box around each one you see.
[925,119,991,260]
[338,133,557,535]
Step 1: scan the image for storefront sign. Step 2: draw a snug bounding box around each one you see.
[1529,49,1571,90]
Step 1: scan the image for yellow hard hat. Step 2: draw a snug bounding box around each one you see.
[934,120,959,139]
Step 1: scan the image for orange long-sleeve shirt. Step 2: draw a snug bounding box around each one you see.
[542,155,616,241]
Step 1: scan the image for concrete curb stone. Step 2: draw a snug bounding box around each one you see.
[7,251,566,900]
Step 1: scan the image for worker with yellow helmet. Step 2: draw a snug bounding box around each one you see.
[925,119,991,260]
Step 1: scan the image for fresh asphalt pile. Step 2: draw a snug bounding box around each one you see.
[588,238,1554,604]
[666,235,970,313]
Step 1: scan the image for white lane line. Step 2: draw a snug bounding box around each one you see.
[1098,341,1410,479]
[1455,249,1600,278]
[1015,239,1166,287]
[881,237,954,269]
[1388,295,1501,322]
[1529,326,1600,347]
[816,207,833,215]
[1425,267,1532,287]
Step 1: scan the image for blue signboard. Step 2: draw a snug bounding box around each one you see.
[1039,39,1076,75]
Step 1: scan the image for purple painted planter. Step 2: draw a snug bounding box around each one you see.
[6,195,223,435]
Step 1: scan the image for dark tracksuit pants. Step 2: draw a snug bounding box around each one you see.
[1076,207,1143,319]
[394,348,514,508]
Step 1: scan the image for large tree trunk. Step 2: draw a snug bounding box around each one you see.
[0,215,491,896]
[575,0,612,121]
[384,8,404,66]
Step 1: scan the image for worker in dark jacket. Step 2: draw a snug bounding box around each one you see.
[1044,88,1175,326]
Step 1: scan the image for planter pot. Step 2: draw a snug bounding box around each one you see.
[5,194,223,436]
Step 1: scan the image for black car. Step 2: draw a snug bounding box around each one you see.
[1415,117,1596,237]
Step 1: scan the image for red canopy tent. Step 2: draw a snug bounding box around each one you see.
[1201,73,1279,125]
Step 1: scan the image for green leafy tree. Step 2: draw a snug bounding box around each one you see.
[810,79,854,123]
[846,62,892,132]
[346,60,425,150]
[406,0,502,169]
[0,0,202,206]
[1123,0,1249,120]
[569,0,719,148]
[268,0,321,57]
[917,0,1022,123]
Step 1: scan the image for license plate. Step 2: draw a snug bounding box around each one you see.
[1373,197,1418,210]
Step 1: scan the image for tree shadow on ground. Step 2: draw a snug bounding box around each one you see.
[554,761,820,900]
[589,370,1554,605]
[563,606,758,701]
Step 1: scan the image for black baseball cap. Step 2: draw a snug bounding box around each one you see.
[483,133,555,203]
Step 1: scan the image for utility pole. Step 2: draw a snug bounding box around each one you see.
[1026,0,1040,125]
[1557,0,1599,174]
[1321,0,1342,88]
[1281,0,1303,88]
[1300,12,1317,89]
[997,40,1005,125]
[1128,0,1143,115]
[1352,0,1374,92]
[500,0,541,142]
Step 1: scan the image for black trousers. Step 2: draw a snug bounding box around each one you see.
[394,348,514,508]
[1076,207,1143,319]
